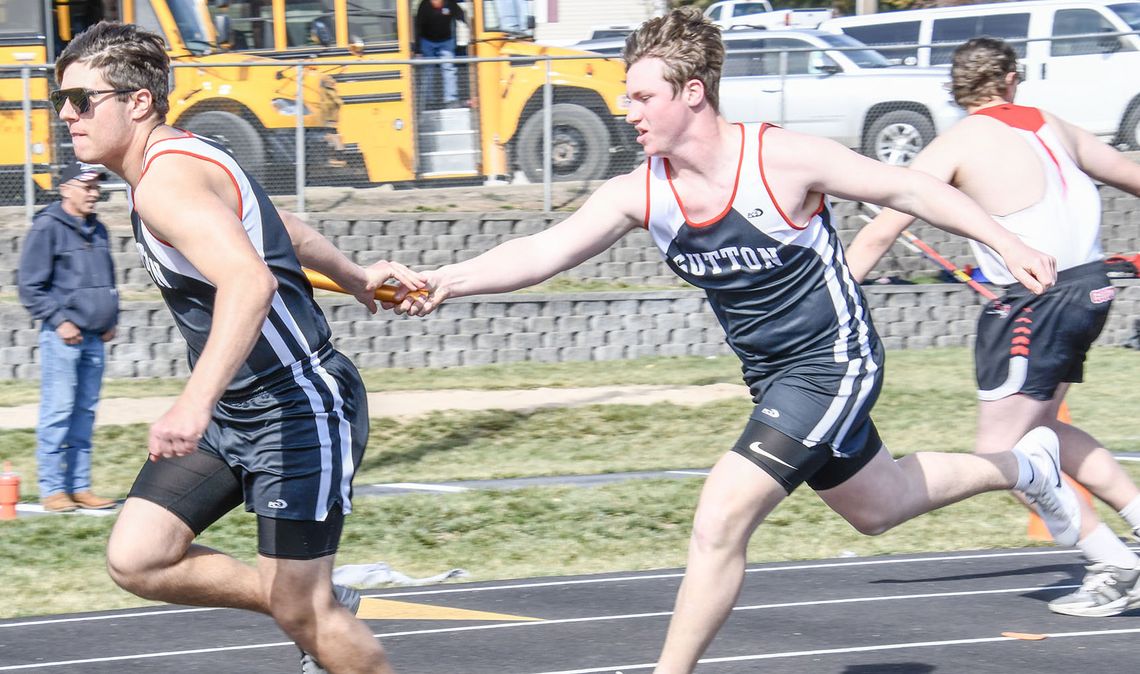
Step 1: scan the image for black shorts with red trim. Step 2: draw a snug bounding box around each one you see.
[975,260,1114,402]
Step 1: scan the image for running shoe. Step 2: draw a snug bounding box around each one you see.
[1015,426,1081,547]
[1049,563,1140,617]
[300,584,363,674]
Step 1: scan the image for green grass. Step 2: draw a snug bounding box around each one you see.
[6,473,1139,619]
[1,346,1138,618]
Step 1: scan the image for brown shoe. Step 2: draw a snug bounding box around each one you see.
[42,493,78,512]
[70,491,117,510]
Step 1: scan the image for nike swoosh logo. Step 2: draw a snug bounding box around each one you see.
[749,441,795,470]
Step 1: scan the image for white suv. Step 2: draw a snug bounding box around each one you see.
[716,30,962,164]
[573,29,961,165]
[819,1,1140,149]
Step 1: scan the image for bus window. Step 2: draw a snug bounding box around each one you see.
[346,0,398,44]
[0,0,46,34]
[215,0,273,50]
[283,0,333,47]
[134,0,170,48]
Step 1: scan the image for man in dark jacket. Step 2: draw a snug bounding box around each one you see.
[415,0,466,107]
[18,161,119,512]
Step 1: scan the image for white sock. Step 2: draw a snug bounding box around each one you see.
[1118,495,1140,532]
[1078,523,1139,570]
[1012,449,1034,492]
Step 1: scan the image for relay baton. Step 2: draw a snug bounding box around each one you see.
[303,268,424,303]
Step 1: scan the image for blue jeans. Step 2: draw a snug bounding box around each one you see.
[36,326,105,496]
[420,37,457,104]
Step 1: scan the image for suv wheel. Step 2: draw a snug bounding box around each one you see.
[1119,106,1140,151]
[864,110,934,166]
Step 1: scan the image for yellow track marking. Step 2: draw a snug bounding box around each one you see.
[357,597,541,622]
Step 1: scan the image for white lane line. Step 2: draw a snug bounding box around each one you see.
[0,639,295,671]
[371,482,470,493]
[524,627,1140,674]
[370,548,1089,598]
[15,504,118,517]
[2,547,1091,630]
[665,470,709,476]
[0,607,220,629]
[0,584,1080,670]
[367,583,1077,638]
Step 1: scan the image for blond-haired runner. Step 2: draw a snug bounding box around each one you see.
[53,20,424,673]
[847,36,1140,619]
[391,10,1080,673]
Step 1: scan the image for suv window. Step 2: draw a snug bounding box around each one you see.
[843,21,920,64]
[724,38,767,76]
[1052,8,1124,56]
[1110,2,1140,30]
[764,37,814,74]
[708,6,722,21]
[724,37,831,76]
[930,13,1029,64]
[733,2,769,17]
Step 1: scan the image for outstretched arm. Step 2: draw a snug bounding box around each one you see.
[844,208,914,283]
[278,209,424,313]
[398,168,646,315]
[779,129,1055,293]
[842,138,957,282]
[1053,113,1140,197]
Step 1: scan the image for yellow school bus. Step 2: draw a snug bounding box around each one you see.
[208,0,637,184]
[0,0,341,196]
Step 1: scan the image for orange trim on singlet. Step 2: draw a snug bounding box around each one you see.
[642,158,651,230]
[973,104,1067,193]
[138,149,244,229]
[663,123,745,228]
[757,123,823,231]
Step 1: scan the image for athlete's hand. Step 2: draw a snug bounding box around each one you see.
[1001,241,1056,295]
[149,399,212,462]
[360,260,425,313]
[387,270,448,316]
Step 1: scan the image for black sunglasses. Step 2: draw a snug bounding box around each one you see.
[49,87,136,114]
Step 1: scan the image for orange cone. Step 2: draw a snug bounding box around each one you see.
[0,462,19,521]
[1027,402,1094,541]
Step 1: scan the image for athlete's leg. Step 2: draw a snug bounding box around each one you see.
[106,497,265,611]
[1045,385,1139,512]
[259,553,391,674]
[976,390,1137,547]
[818,444,1022,535]
[653,452,788,674]
[106,449,264,611]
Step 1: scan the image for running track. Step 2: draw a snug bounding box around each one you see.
[3,547,1139,673]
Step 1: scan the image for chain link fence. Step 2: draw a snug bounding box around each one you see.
[2,30,1139,214]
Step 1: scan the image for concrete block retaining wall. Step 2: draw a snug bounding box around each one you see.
[0,188,1136,380]
[2,189,1138,293]
[0,281,1135,380]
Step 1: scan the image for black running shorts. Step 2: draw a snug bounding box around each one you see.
[975,261,1113,402]
[127,347,368,558]
[731,413,883,494]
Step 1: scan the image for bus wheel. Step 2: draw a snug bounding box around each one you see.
[516,103,611,183]
[183,111,267,180]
